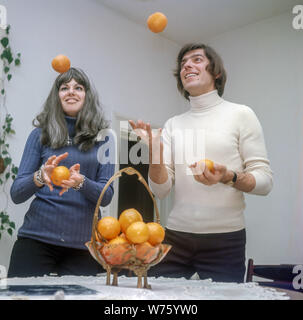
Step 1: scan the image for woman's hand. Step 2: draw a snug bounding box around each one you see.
[189,162,228,185]
[59,163,84,196]
[41,152,69,191]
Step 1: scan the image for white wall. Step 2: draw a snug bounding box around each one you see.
[209,12,303,264]
[0,0,184,270]
[1,1,302,272]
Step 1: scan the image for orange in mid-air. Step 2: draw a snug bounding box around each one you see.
[50,166,70,186]
[147,12,167,33]
[97,216,121,240]
[119,208,143,234]
[198,159,215,174]
[146,222,165,246]
[126,221,150,244]
[51,54,71,73]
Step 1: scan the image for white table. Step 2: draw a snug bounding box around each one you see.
[0,274,292,300]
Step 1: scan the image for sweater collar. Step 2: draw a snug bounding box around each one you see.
[189,90,223,113]
[64,116,76,137]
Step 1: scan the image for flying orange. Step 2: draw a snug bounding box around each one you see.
[51,54,71,73]
[147,12,167,33]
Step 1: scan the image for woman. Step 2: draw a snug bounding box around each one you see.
[8,68,115,277]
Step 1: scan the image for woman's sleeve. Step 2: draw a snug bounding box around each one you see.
[79,132,115,206]
[10,129,42,204]
[239,106,273,195]
[79,162,115,207]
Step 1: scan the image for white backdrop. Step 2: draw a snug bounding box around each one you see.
[0,0,302,272]
[0,0,184,269]
[209,12,303,265]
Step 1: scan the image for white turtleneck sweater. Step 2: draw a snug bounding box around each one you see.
[149,90,273,234]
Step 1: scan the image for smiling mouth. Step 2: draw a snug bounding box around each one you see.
[65,99,78,103]
[185,73,198,79]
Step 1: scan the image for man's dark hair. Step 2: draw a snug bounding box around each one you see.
[174,43,227,100]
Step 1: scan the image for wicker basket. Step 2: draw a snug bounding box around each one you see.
[86,167,171,289]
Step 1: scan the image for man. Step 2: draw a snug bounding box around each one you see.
[129,43,273,282]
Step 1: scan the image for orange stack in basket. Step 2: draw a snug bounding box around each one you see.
[94,208,165,265]
[85,167,172,288]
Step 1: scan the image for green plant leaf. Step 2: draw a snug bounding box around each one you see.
[0,37,9,48]
[5,172,10,180]
[4,157,11,166]
[9,222,15,229]
[4,66,9,74]
[7,74,12,81]
[1,48,13,64]
[7,228,13,236]
[1,89,5,95]
[15,58,20,66]
[12,166,18,174]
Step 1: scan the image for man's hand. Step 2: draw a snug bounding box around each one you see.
[129,119,163,164]
[189,162,228,185]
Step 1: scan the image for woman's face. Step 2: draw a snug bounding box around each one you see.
[59,78,86,117]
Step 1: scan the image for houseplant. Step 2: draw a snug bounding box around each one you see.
[0,25,21,239]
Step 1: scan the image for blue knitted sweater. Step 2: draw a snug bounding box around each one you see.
[10,116,115,249]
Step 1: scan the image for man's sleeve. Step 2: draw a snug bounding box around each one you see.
[239,106,273,195]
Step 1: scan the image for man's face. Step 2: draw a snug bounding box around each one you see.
[180,49,216,97]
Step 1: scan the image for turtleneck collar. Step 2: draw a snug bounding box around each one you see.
[189,90,223,113]
[64,115,77,137]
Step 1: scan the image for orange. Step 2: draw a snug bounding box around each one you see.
[198,159,215,174]
[147,12,167,33]
[101,242,133,265]
[51,54,71,73]
[126,221,150,244]
[50,166,70,186]
[119,208,143,234]
[135,242,160,264]
[146,222,165,246]
[108,236,129,245]
[97,216,121,240]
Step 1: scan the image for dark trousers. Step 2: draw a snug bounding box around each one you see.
[8,237,102,278]
[148,228,246,283]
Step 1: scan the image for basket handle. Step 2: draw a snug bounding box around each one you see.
[92,167,160,234]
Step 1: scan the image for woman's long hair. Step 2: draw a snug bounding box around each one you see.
[33,68,109,151]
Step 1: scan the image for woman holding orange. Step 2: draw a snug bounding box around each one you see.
[8,68,114,277]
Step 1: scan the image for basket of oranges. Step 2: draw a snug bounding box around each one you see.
[86,167,171,289]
